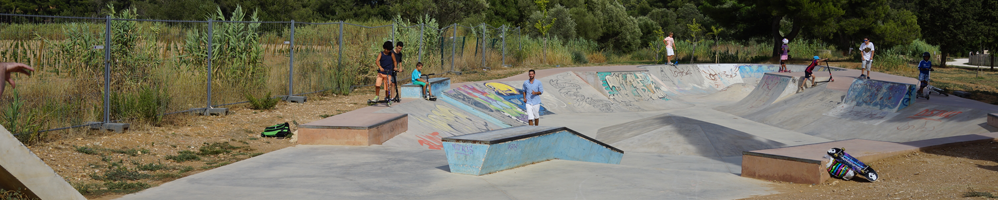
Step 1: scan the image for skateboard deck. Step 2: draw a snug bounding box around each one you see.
[827,148,878,182]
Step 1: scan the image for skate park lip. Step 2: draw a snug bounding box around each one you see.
[116,63,998,200]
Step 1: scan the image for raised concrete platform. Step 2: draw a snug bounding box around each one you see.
[742,132,998,184]
[442,126,623,176]
[297,106,407,146]
[989,113,998,128]
[401,77,450,99]
[0,126,86,200]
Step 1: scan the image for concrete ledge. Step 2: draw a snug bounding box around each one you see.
[988,113,998,128]
[742,133,998,184]
[282,96,307,103]
[442,126,623,176]
[0,126,86,199]
[201,108,229,116]
[401,77,450,99]
[297,107,407,146]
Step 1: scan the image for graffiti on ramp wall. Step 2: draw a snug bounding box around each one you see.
[596,72,670,101]
[843,79,916,112]
[444,83,552,124]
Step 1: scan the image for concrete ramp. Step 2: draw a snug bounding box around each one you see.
[595,114,785,157]
[539,72,630,113]
[0,126,86,200]
[377,100,505,150]
[442,126,623,175]
[718,73,798,115]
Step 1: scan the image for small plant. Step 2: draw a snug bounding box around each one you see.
[102,181,150,193]
[165,150,200,162]
[202,161,231,169]
[153,172,181,180]
[2,88,46,145]
[136,162,168,171]
[75,146,98,155]
[964,188,997,198]
[178,166,194,173]
[198,142,242,156]
[89,167,150,181]
[0,188,36,200]
[245,91,280,110]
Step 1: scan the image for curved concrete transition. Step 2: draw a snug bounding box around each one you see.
[121,64,998,200]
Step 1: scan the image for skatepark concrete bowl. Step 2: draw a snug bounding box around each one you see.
[113,64,998,199]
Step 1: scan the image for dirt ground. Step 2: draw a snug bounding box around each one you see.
[746,140,998,199]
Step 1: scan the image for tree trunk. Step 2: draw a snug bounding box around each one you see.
[941,52,948,68]
[771,16,803,61]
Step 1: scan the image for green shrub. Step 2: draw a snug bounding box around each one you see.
[571,51,588,64]
[245,92,280,110]
[2,89,45,145]
[165,150,200,162]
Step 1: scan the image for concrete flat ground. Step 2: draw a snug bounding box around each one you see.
[119,64,998,199]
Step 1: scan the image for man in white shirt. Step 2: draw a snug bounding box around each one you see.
[859,38,875,79]
[663,32,676,66]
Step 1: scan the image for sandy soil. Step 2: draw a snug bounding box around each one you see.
[745,140,998,199]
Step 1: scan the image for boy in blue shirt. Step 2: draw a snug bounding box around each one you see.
[917,52,934,98]
[411,62,434,100]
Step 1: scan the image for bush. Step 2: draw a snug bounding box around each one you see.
[165,150,200,162]
[571,51,588,64]
[75,146,99,155]
[245,91,280,110]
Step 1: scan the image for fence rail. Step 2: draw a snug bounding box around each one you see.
[0,13,523,136]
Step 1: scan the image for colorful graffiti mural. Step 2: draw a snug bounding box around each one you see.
[738,65,779,79]
[843,79,916,112]
[596,72,670,101]
[444,83,552,124]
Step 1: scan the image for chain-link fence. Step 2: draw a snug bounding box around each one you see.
[0,13,524,137]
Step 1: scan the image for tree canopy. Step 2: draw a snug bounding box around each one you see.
[0,0,994,55]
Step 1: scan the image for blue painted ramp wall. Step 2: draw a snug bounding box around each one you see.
[842,78,916,112]
[401,77,450,99]
[442,126,623,176]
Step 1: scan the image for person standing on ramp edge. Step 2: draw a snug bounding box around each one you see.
[522,69,544,126]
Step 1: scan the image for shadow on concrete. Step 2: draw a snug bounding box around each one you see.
[979,123,998,132]
[595,114,785,166]
[436,165,451,172]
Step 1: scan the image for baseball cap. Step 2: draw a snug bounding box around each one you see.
[813,56,820,60]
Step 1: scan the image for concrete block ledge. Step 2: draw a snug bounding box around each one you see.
[297,107,407,146]
[742,133,998,184]
[442,126,623,176]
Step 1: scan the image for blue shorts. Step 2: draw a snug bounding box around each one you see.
[918,73,930,82]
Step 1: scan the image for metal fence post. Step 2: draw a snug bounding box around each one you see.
[451,23,457,73]
[518,27,522,51]
[338,21,343,67]
[419,23,424,62]
[392,23,396,46]
[207,20,213,110]
[289,20,295,97]
[103,16,111,124]
[481,23,486,70]
[502,25,506,67]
